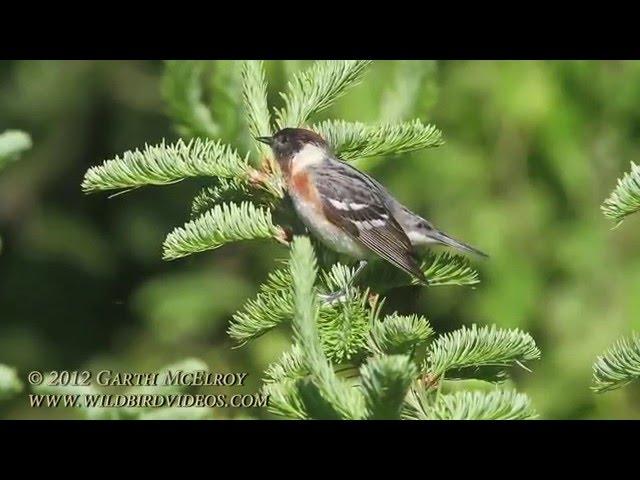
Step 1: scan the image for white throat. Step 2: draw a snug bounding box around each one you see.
[291,144,326,174]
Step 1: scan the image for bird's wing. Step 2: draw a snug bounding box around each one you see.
[313,160,426,283]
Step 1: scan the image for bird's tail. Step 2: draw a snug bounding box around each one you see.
[429,229,489,258]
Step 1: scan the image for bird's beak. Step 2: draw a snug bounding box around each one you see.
[256,136,273,146]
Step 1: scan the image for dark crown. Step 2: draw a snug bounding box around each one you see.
[273,128,328,147]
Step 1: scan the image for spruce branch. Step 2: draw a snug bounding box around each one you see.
[298,378,354,420]
[262,380,308,419]
[78,60,542,420]
[317,263,379,363]
[289,236,365,419]
[435,390,537,420]
[592,333,640,393]
[602,161,640,225]
[230,261,378,363]
[229,253,475,352]
[81,139,250,194]
[276,60,372,128]
[228,266,293,344]
[313,119,443,161]
[0,130,32,172]
[162,202,285,260]
[264,344,307,385]
[163,201,285,260]
[318,290,375,364]
[361,354,417,419]
[162,60,220,139]
[404,387,537,420]
[262,351,347,420]
[313,120,367,157]
[320,262,360,291]
[190,179,254,217]
[426,324,540,377]
[241,60,272,159]
[267,377,349,420]
[367,313,434,356]
[361,250,480,291]
[419,251,480,287]
[262,345,367,419]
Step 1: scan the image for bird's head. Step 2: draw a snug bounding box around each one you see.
[256,128,329,174]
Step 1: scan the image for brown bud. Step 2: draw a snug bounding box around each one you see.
[421,372,440,390]
[274,226,293,245]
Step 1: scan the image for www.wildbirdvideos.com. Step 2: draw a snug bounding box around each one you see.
[257,128,487,301]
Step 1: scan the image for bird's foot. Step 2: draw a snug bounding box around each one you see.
[318,289,350,306]
[317,260,368,306]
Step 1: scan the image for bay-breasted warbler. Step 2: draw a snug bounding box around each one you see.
[257,128,487,292]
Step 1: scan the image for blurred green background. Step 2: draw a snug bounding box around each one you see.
[1,60,639,419]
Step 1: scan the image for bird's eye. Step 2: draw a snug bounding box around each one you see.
[277,136,287,145]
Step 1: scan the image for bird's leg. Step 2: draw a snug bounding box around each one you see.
[351,260,369,283]
[318,260,368,306]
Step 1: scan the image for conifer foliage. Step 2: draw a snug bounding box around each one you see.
[262,237,540,420]
[593,163,640,394]
[81,61,542,419]
[81,61,448,268]
[592,333,640,393]
[602,162,640,226]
